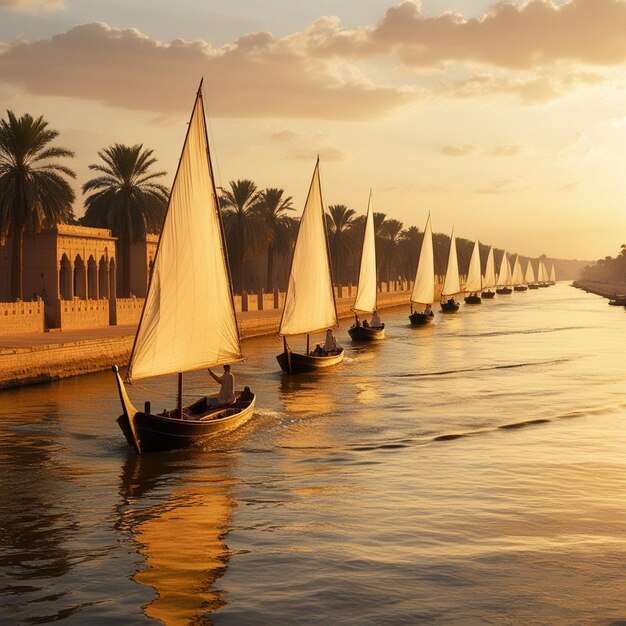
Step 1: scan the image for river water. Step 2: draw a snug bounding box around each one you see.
[2,283,626,625]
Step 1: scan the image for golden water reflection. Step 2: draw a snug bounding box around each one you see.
[117,454,234,625]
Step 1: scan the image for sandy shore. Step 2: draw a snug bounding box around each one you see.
[0,289,415,389]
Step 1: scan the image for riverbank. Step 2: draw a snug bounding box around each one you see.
[0,289,415,389]
[571,279,626,299]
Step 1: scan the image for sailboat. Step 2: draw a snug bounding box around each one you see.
[113,82,256,454]
[464,240,482,304]
[526,259,539,289]
[512,255,527,291]
[481,247,496,299]
[409,214,435,325]
[495,251,513,294]
[349,192,385,341]
[276,159,343,374]
[440,230,461,312]
[538,260,549,287]
[549,263,556,286]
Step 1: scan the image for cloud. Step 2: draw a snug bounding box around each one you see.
[365,0,626,70]
[476,178,527,194]
[271,127,348,161]
[491,144,525,156]
[0,0,63,12]
[440,144,477,156]
[0,22,409,120]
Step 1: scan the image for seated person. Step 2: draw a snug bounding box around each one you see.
[362,319,369,327]
[207,364,236,407]
[370,310,382,327]
[312,343,324,356]
[323,328,337,353]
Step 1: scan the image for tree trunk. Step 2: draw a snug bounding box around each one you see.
[266,244,275,292]
[10,232,23,301]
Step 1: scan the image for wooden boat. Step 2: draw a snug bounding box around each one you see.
[537,260,549,287]
[549,263,556,286]
[348,192,385,341]
[608,296,626,306]
[440,229,461,312]
[463,239,482,304]
[409,214,435,325]
[113,83,255,454]
[276,159,343,373]
[495,250,513,294]
[481,247,496,298]
[512,255,527,291]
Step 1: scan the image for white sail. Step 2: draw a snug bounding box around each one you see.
[127,90,242,382]
[279,160,337,336]
[352,192,377,313]
[512,255,524,285]
[410,214,435,305]
[549,263,556,282]
[525,259,536,284]
[483,247,496,289]
[441,231,460,297]
[538,260,547,283]
[464,240,482,293]
[497,251,511,287]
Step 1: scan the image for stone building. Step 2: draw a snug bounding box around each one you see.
[0,225,157,331]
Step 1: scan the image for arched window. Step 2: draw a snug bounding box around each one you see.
[87,255,97,299]
[74,254,86,299]
[99,256,109,299]
[59,254,72,300]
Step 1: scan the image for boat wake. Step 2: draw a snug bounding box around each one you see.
[400,357,571,379]
[455,325,589,339]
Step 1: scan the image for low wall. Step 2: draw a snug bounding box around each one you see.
[57,299,109,330]
[115,298,145,326]
[0,301,45,335]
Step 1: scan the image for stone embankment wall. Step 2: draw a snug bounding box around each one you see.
[1,282,439,389]
[56,299,110,330]
[0,301,45,334]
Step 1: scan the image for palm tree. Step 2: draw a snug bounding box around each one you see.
[326,204,358,286]
[81,143,168,297]
[220,179,266,294]
[252,188,296,292]
[379,218,404,282]
[398,225,421,281]
[0,111,76,301]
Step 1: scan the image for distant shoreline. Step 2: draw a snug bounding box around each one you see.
[572,279,626,299]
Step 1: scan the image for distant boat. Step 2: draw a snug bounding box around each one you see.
[526,259,539,289]
[409,214,435,325]
[464,240,482,304]
[349,192,385,341]
[549,263,556,286]
[276,159,344,374]
[113,82,256,454]
[495,251,513,294]
[440,230,461,312]
[481,246,496,299]
[537,259,550,287]
[608,295,626,306]
[512,255,527,291]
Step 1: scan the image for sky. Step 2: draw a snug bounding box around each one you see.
[1,0,625,261]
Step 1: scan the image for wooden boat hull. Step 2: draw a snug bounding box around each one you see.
[348,325,385,341]
[528,284,539,290]
[538,283,549,288]
[116,396,256,453]
[481,290,495,299]
[514,285,528,291]
[409,311,434,325]
[276,346,344,374]
[496,287,512,294]
[440,300,460,313]
[464,295,481,304]
[608,298,626,306]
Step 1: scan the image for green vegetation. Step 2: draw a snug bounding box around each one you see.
[580,245,626,283]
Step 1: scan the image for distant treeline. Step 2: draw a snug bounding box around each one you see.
[579,245,626,284]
